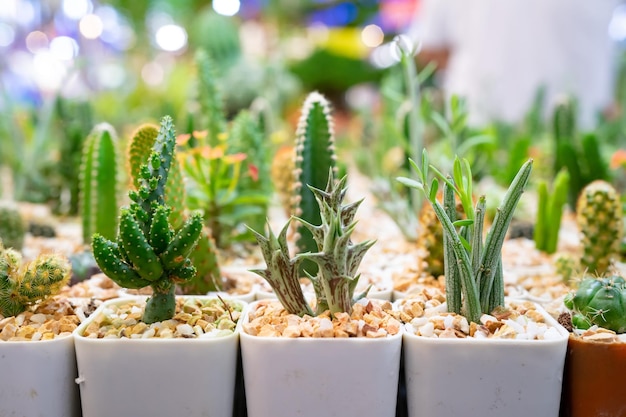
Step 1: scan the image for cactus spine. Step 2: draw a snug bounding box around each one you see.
[79,123,119,244]
[0,243,71,317]
[293,92,337,274]
[576,180,623,275]
[534,169,569,254]
[92,116,203,324]
[399,152,533,323]
[564,275,626,333]
[0,206,25,250]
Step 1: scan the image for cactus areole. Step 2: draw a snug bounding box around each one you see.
[92,116,202,324]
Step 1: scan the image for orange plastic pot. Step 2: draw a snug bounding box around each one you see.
[560,335,626,417]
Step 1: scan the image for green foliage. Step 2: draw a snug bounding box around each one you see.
[92,116,203,324]
[195,49,227,147]
[0,243,71,317]
[576,180,623,275]
[0,206,25,251]
[398,151,533,323]
[534,169,570,254]
[564,275,626,333]
[250,172,374,317]
[79,123,120,244]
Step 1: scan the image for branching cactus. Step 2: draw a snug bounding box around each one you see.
[0,243,71,317]
[398,151,533,323]
[0,206,25,251]
[534,169,569,254]
[79,122,120,244]
[564,275,626,333]
[92,116,203,324]
[293,92,337,274]
[576,180,623,275]
[250,171,374,318]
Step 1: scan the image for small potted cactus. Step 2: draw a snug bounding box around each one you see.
[240,170,403,417]
[73,116,246,417]
[397,151,569,417]
[0,242,80,417]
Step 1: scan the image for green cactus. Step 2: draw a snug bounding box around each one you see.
[554,252,579,283]
[92,116,203,324]
[195,49,227,147]
[183,228,222,294]
[79,123,120,244]
[552,98,576,175]
[576,180,623,275]
[0,206,25,251]
[534,169,569,254]
[293,92,337,275]
[398,151,533,323]
[564,275,626,333]
[250,171,374,317]
[0,243,71,317]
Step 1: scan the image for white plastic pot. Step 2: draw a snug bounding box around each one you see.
[403,301,569,417]
[0,335,80,417]
[240,300,403,417]
[74,296,245,417]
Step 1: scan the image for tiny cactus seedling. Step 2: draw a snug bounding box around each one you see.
[564,275,626,333]
[0,243,71,317]
[79,122,120,244]
[92,116,203,324]
[250,171,374,318]
[0,205,25,251]
[576,180,623,275]
[398,151,533,323]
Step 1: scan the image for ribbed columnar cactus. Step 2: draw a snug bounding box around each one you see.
[79,123,119,244]
[293,92,337,274]
[0,243,71,317]
[552,98,576,175]
[0,206,25,250]
[92,116,203,324]
[564,275,626,333]
[576,180,623,275]
[534,169,569,254]
[271,145,295,216]
[416,199,445,278]
[195,48,227,147]
[399,152,533,323]
[250,171,374,318]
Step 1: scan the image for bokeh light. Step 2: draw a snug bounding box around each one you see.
[50,36,79,60]
[0,23,16,47]
[213,0,241,17]
[62,0,92,20]
[361,24,384,48]
[33,51,67,91]
[155,24,187,52]
[609,5,626,42]
[25,31,49,53]
[79,14,103,39]
[142,61,165,86]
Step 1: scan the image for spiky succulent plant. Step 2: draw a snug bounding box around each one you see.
[398,151,533,323]
[92,116,203,324]
[564,275,626,333]
[249,171,374,317]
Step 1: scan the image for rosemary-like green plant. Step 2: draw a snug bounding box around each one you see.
[398,151,533,323]
[249,171,374,318]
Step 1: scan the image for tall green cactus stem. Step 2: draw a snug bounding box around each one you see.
[128,123,186,229]
[195,48,227,147]
[297,173,375,316]
[564,275,626,333]
[0,243,71,317]
[92,116,203,324]
[398,151,533,323]
[79,123,119,244]
[293,92,337,274]
[576,180,623,275]
[552,98,576,175]
[534,169,570,254]
[0,206,25,251]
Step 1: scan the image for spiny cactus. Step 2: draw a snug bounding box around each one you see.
[271,144,295,216]
[564,275,626,333]
[416,199,445,278]
[79,123,120,244]
[293,92,337,275]
[92,116,203,324]
[250,171,374,317]
[398,151,533,323]
[0,243,71,317]
[576,180,623,275]
[0,206,25,250]
[552,98,576,176]
[534,169,569,254]
[195,48,227,147]
[554,252,579,283]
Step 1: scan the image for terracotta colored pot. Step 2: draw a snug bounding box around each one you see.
[560,335,626,417]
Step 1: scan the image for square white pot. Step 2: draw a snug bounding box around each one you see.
[403,301,569,417]
[240,300,403,417]
[74,296,246,417]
